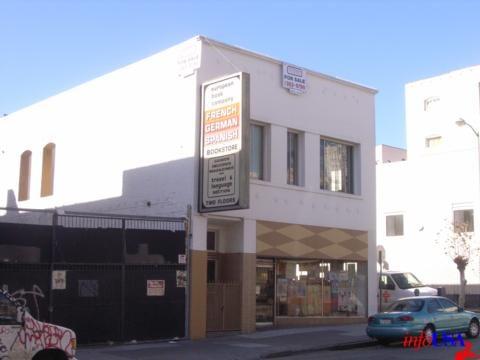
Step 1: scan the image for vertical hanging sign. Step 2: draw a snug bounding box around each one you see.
[199,72,250,212]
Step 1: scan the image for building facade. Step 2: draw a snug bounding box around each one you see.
[377,65,480,291]
[0,36,377,339]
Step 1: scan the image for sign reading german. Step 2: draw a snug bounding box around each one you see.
[199,73,250,212]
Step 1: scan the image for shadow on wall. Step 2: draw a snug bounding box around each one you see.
[0,159,193,265]
[5,189,18,213]
[1,156,196,222]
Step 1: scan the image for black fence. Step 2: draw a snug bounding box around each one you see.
[0,212,187,344]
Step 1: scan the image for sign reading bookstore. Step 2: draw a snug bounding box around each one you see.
[199,72,250,212]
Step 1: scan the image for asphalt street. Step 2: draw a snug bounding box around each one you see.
[277,337,480,359]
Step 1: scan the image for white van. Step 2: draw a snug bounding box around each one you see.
[378,271,438,310]
[0,290,77,360]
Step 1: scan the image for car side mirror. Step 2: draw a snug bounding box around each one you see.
[458,307,464,313]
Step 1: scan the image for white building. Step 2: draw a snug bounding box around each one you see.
[377,65,480,291]
[0,36,377,338]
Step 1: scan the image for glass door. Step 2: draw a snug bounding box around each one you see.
[256,259,274,324]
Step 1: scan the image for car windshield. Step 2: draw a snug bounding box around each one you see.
[387,299,424,312]
[391,272,423,289]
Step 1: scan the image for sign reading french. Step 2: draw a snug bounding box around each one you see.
[199,72,250,212]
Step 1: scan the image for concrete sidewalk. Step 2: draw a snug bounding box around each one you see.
[76,323,376,359]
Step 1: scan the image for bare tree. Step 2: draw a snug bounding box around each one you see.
[436,221,478,308]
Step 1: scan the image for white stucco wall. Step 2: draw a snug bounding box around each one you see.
[0,38,201,217]
[377,65,480,285]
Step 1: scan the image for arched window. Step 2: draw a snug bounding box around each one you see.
[18,150,32,201]
[424,96,440,111]
[41,143,55,197]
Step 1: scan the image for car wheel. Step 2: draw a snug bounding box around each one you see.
[467,319,480,339]
[424,325,435,343]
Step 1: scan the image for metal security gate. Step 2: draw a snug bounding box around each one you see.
[0,210,187,344]
[206,282,241,332]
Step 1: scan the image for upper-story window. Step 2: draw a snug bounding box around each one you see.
[287,131,299,185]
[425,136,442,148]
[320,138,354,194]
[41,143,55,197]
[386,214,404,236]
[454,209,474,232]
[250,124,264,180]
[18,150,32,201]
[424,96,440,112]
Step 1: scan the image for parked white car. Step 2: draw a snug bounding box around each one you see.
[378,271,438,309]
[0,290,77,360]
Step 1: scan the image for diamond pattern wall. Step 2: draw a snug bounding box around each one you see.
[256,220,368,260]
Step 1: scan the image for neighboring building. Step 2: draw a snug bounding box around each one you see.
[376,144,406,164]
[377,65,480,292]
[0,36,377,339]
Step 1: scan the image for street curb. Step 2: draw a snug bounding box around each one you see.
[261,340,378,358]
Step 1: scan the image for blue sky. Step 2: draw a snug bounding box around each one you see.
[1,0,479,148]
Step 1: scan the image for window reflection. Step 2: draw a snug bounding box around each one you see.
[276,260,367,317]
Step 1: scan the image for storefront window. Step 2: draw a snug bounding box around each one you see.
[276,260,367,317]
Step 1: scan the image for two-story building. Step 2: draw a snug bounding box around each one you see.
[0,36,377,339]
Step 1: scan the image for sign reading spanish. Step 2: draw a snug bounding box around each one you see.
[282,63,307,94]
[199,72,250,212]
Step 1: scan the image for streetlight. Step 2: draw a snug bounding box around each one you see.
[456,118,479,138]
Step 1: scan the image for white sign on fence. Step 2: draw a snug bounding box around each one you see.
[147,280,165,296]
[52,270,66,290]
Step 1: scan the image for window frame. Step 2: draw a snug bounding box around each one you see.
[437,298,459,313]
[18,150,32,201]
[250,123,265,180]
[424,96,440,112]
[427,299,443,314]
[41,143,55,197]
[379,274,396,290]
[453,209,474,233]
[386,214,404,237]
[320,137,355,194]
[388,299,424,312]
[425,136,442,148]
[287,130,300,186]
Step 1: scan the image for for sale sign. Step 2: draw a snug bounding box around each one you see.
[282,63,307,94]
[199,72,250,212]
